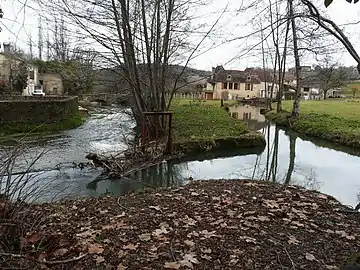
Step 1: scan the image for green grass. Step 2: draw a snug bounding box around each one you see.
[171,98,238,107]
[0,114,84,137]
[171,101,266,153]
[171,103,249,142]
[266,100,360,148]
[281,100,360,121]
[343,82,360,98]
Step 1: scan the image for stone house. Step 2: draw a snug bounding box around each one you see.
[39,73,64,95]
[204,65,279,100]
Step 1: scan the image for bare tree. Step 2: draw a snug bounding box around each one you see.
[38,17,43,60]
[315,59,348,99]
[302,0,360,74]
[39,0,225,140]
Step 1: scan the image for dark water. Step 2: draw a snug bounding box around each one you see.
[1,104,360,208]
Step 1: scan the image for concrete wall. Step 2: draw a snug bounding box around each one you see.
[0,96,78,123]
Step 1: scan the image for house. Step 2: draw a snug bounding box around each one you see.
[204,65,279,100]
[283,67,322,100]
[39,73,64,95]
[244,68,279,99]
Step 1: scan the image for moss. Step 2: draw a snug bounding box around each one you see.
[0,114,84,137]
[265,110,360,148]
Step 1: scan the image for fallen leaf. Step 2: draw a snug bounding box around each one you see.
[227,209,236,218]
[53,248,68,257]
[139,233,151,241]
[180,253,200,268]
[26,232,42,245]
[153,227,169,237]
[305,253,316,261]
[149,206,161,211]
[164,262,181,269]
[191,192,199,196]
[118,250,128,258]
[287,236,300,245]
[201,254,212,260]
[325,265,339,270]
[102,221,129,230]
[123,243,138,250]
[88,243,104,254]
[346,235,356,240]
[257,216,270,222]
[95,256,105,265]
[117,264,127,270]
[201,248,212,254]
[100,210,108,214]
[184,240,195,247]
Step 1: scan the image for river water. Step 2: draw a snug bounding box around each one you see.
[1,104,360,207]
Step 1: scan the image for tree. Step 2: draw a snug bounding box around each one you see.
[40,0,225,140]
[325,0,359,8]
[302,0,360,74]
[315,61,348,99]
[351,86,359,98]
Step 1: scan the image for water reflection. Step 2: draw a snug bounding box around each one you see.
[3,105,360,209]
[134,124,360,208]
[229,104,267,131]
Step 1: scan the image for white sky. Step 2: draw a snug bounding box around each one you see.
[2,0,360,71]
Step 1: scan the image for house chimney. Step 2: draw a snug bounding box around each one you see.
[3,43,10,53]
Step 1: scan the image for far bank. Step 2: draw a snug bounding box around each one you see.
[265,100,360,148]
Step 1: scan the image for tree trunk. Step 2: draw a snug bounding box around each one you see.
[289,0,302,117]
[284,134,296,185]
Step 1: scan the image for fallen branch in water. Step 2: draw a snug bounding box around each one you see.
[86,141,184,178]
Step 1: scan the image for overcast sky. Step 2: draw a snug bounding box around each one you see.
[2,0,360,71]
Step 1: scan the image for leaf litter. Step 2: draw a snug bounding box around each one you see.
[5,179,360,269]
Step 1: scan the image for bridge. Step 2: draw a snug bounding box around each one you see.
[81,92,129,104]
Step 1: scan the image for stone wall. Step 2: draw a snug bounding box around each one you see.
[0,96,78,123]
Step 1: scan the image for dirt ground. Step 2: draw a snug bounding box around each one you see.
[2,179,360,269]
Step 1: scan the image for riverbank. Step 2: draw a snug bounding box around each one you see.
[3,179,359,269]
[265,100,360,148]
[0,114,84,138]
[172,100,265,154]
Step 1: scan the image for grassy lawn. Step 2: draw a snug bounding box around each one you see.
[170,100,265,152]
[172,103,249,142]
[343,82,360,98]
[171,98,238,107]
[267,100,360,147]
[281,100,360,121]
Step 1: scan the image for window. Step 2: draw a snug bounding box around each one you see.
[229,82,233,90]
[267,85,272,92]
[245,83,251,90]
[223,82,228,89]
[251,84,254,91]
[234,83,238,90]
[30,71,35,80]
[227,75,232,80]
[247,76,251,81]
[39,80,44,85]
[304,87,310,92]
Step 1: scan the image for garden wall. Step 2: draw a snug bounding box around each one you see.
[0,95,78,123]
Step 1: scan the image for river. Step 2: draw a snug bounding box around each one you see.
[1,104,360,208]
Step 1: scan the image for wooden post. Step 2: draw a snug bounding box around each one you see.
[167,113,173,153]
[141,118,146,152]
